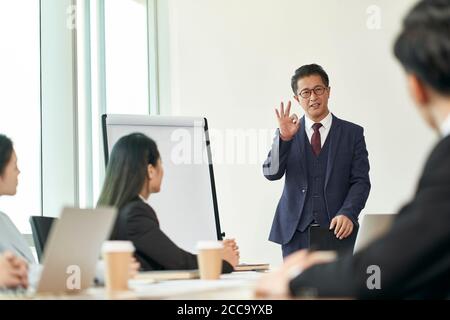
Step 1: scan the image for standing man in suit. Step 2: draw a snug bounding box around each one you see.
[257,0,450,299]
[263,64,371,257]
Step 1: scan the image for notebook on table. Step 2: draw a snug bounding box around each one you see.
[134,269,200,281]
[234,263,270,272]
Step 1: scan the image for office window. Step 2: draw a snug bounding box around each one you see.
[104,0,149,114]
[0,1,41,233]
[75,0,157,207]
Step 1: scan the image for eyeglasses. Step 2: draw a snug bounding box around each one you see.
[298,86,328,99]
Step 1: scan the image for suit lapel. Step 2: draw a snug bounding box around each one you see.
[295,116,307,175]
[325,114,342,189]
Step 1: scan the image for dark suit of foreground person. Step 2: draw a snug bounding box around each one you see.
[263,65,371,257]
[97,133,239,272]
[257,0,450,299]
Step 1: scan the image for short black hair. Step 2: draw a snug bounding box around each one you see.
[0,134,13,176]
[291,64,330,94]
[394,0,450,95]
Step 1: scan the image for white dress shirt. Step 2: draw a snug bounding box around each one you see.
[304,112,333,147]
[440,113,450,138]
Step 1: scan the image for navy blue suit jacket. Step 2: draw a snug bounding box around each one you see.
[263,114,371,245]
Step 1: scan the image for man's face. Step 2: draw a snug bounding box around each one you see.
[294,74,330,121]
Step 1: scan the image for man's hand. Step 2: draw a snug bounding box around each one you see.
[330,215,354,240]
[275,101,301,141]
[255,250,337,298]
[0,251,29,289]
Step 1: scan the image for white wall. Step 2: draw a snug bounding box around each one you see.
[164,0,437,267]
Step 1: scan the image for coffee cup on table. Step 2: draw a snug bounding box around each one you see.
[196,241,224,280]
[102,241,135,292]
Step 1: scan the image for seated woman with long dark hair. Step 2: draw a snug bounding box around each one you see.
[97,133,239,272]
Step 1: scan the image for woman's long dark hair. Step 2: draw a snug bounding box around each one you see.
[0,134,13,176]
[97,133,160,209]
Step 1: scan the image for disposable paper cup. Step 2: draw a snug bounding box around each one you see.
[196,241,223,280]
[102,241,135,291]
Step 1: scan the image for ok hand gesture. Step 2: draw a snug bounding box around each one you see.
[275,101,301,141]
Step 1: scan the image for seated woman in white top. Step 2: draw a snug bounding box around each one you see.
[0,134,29,288]
[0,134,36,264]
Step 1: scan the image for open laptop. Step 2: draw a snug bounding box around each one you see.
[30,207,117,295]
[353,213,395,254]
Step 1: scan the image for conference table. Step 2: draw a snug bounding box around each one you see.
[1,270,349,300]
[29,271,265,300]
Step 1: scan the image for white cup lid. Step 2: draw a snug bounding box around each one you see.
[196,240,223,250]
[102,240,135,253]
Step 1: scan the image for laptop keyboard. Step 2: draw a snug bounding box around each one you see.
[0,287,30,299]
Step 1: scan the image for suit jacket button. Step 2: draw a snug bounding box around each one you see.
[302,189,306,193]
